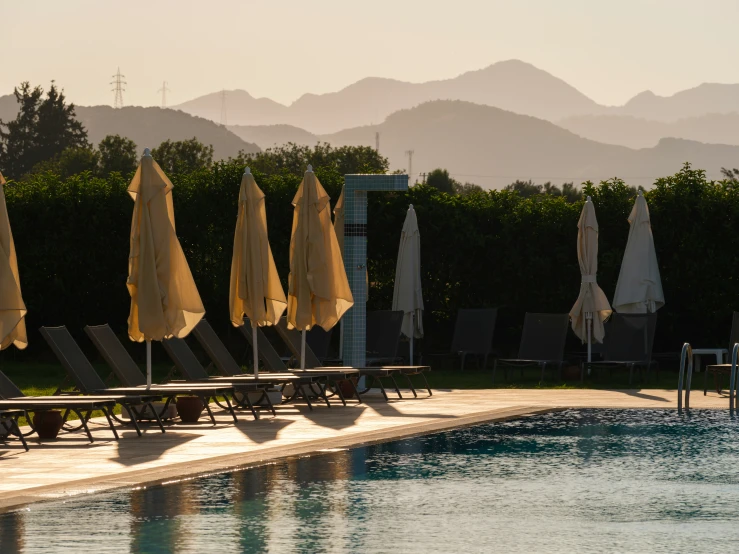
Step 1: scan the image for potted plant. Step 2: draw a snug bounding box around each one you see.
[32,410,64,439]
[175,396,204,423]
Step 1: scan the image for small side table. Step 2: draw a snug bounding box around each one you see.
[692,348,728,372]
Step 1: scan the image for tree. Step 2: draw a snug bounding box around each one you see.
[453,181,485,196]
[721,167,739,185]
[242,142,389,176]
[99,134,138,176]
[0,82,88,178]
[151,137,214,174]
[505,179,582,202]
[504,179,542,198]
[426,168,458,193]
[31,146,100,178]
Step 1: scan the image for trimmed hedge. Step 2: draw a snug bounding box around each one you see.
[4,162,737,361]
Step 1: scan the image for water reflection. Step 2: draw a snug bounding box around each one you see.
[3,410,739,553]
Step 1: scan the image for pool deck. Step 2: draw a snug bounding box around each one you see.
[0,388,728,511]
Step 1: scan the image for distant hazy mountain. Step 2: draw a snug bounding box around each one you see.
[320,101,739,189]
[175,60,602,134]
[617,84,739,121]
[559,113,739,149]
[228,124,319,149]
[175,90,290,128]
[0,95,259,160]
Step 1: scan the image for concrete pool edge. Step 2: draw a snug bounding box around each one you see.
[0,404,555,512]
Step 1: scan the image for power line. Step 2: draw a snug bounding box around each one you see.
[110,67,126,109]
[157,81,171,108]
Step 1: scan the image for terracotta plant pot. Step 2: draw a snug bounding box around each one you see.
[176,396,204,423]
[32,410,64,439]
[338,377,358,399]
[562,365,582,381]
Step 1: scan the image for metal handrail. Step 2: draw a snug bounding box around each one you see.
[677,342,693,413]
[730,343,739,414]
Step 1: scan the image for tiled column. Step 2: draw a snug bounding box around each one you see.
[342,174,408,368]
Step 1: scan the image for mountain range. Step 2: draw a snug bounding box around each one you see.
[0,96,260,159]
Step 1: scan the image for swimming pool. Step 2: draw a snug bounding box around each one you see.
[2,409,738,553]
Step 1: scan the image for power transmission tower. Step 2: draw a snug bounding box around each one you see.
[220,89,228,126]
[110,67,126,109]
[158,81,171,108]
[405,150,414,183]
[375,132,380,153]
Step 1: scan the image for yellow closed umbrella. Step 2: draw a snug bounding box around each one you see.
[0,172,27,351]
[287,166,353,368]
[127,149,205,387]
[229,167,287,378]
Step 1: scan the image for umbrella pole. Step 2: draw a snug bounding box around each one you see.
[410,312,414,366]
[146,340,152,389]
[253,326,259,380]
[301,330,307,370]
[339,319,344,362]
[586,313,592,368]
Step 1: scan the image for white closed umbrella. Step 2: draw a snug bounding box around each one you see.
[569,196,612,363]
[392,204,423,364]
[612,191,664,313]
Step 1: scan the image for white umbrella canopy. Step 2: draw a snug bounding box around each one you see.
[0,172,27,351]
[392,204,423,363]
[569,197,612,361]
[612,191,664,313]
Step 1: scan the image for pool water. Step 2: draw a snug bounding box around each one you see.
[2,409,739,553]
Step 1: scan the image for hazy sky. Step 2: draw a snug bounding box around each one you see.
[3,0,738,108]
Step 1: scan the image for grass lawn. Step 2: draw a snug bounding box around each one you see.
[0,358,710,397]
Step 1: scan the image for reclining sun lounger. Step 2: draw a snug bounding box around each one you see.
[0,409,28,451]
[166,328,350,410]
[0,368,121,443]
[273,318,429,400]
[40,326,168,434]
[584,313,658,384]
[493,313,570,384]
[84,324,262,423]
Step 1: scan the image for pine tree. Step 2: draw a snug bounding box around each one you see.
[0,82,88,178]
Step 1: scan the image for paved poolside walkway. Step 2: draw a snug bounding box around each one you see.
[0,388,728,511]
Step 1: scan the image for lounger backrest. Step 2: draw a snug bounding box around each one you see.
[306,325,333,360]
[84,324,147,387]
[0,369,25,399]
[275,318,322,368]
[192,320,243,377]
[517,313,569,361]
[240,318,289,371]
[603,314,657,362]
[40,326,108,392]
[162,337,211,380]
[366,310,404,358]
[450,308,497,355]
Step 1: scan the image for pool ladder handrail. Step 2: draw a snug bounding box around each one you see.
[677,342,693,413]
[729,343,739,413]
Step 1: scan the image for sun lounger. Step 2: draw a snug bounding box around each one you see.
[366,311,405,366]
[84,324,258,424]
[426,308,497,370]
[584,313,658,384]
[0,368,121,442]
[493,313,570,384]
[40,325,168,434]
[0,410,28,451]
[699,311,739,395]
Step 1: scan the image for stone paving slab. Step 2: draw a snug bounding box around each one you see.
[0,388,728,511]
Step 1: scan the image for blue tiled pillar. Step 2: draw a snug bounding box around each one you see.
[342,174,408,368]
